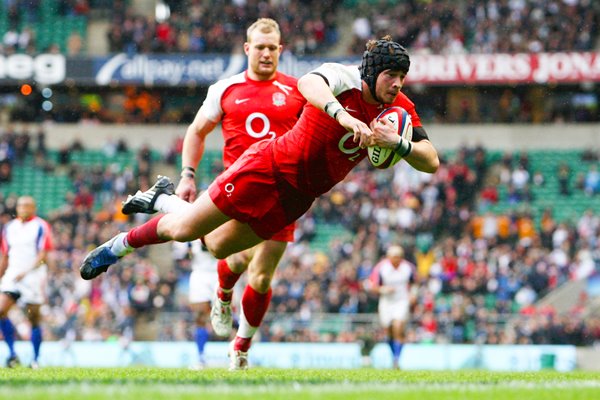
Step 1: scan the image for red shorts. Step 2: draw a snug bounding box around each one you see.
[208,140,313,241]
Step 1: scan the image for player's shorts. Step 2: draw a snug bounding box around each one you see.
[378,299,410,328]
[269,222,296,242]
[208,140,313,240]
[0,266,47,305]
[189,269,218,304]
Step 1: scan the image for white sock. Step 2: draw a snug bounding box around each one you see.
[236,304,258,339]
[109,232,132,257]
[154,193,193,213]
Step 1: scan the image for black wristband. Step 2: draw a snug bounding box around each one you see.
[182,166,196,173]
[402,141,413,157]
[181,171,195,179]
[324,101,344,120]
[393,137,413,157]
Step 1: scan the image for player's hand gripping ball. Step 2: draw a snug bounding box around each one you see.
[367,106,413,169]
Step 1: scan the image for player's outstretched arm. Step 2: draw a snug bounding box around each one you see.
[403,138,439,173]
[298,73,372,147]
[297,73,339,112]
[176,112,219,202]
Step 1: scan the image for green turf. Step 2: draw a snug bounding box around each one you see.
[0,368,599,400]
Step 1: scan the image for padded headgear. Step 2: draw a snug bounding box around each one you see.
[359,38,410,103]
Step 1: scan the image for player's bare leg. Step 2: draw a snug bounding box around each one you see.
[228,240,286,370]
[25,303,42,369]
[80,191,263,279]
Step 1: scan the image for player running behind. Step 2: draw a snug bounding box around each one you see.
[0,196,53,369]
[172,240,218,369]
[368,245,416,369]
[80,35,439,362]
[119,18,305,370]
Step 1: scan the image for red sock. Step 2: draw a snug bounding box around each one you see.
[126,215,169,248]
[240,285,272,328]
[217,259,241,303]
[234,336,253,353]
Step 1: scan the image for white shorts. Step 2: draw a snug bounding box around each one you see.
[189,269,218,304]
[0,266,47,305]
[378,299,410,328]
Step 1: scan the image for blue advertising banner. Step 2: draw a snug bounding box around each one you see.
[93,53,359,85]
[4,52,600,86]
[0,341,577,371]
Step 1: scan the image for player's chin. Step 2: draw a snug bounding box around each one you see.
[259,65,275,74]
[379,94,397,104]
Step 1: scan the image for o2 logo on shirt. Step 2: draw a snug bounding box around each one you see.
[224,183,235,197]
[338,132,362,161]
[245,112,276,140]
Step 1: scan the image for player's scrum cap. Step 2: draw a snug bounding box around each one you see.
[359,37,410,102]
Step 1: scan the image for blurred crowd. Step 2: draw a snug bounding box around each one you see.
[0,0,599,350]
[0,0,89,55]
[106,0,339,56]
[3,0,599,57]
[3,1,600,126]
[348,0,600,55]
[1,131,598,348]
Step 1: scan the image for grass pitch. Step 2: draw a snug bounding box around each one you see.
[1,368,599,400]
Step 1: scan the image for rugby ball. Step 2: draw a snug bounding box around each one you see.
[367,106,413,169]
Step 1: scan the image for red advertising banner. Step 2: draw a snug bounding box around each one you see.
[407,52,600,85]
[2,52,598,86]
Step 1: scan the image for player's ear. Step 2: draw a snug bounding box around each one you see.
[243,42,250,55]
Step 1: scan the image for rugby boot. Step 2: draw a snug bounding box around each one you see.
[122,175,175,215]
[210,292,233,337]
[228,340,248,371]
[80,234,131,280]
[6,355,20,368]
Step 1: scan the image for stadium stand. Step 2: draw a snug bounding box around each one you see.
[0,0,599,357]
[345,0,600,55]
[106,0,339,55]
[0,0,88,54]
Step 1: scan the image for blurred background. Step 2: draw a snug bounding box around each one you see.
[0,0,599,370]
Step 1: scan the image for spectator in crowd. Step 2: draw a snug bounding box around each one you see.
[583,164,600,196]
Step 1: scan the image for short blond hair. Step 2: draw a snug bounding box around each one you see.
[386,245,404,259]
[246,18,281,42]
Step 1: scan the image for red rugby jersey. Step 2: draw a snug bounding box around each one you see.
[200,71,306,168]
[272,63,422,197]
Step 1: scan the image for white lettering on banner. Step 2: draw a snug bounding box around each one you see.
[86,52,600,85]
[534,53,600,83]
[0,54,65,84]
[454,55,476,80]
[96,54,229,85]
[188,59,227,79]
[411,54,532,83]
[120,56,187,85]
